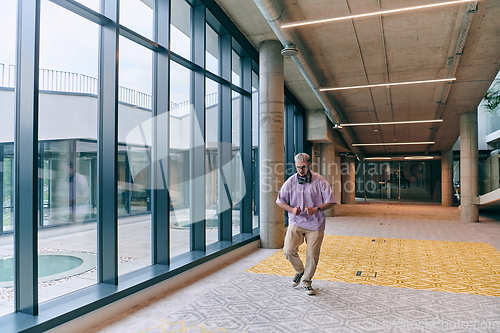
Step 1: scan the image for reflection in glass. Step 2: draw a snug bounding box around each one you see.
[0,0,16,316]
[206,24,219,75]
[118,36,153,276]
[74,0,100,12]
[120,0,153,40]
[170,61,192,257]
[232,50,241,87]
[232,91,241,236]
[358,161,441,203]
[171,0,191,60]
[206,79,219,245]
[252,72,259,229]
[37,0,98,304]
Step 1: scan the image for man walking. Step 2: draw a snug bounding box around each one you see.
[276,153,336,295]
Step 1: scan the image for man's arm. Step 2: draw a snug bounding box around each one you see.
[305,202,335,215]
[276,202,301,215]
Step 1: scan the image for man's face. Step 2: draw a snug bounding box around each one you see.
[295,161,310,176]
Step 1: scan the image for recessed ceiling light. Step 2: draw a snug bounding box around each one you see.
[352,142,434,146]
[320,78,455,92]
[404,156,435,159]
[281,0,475,29]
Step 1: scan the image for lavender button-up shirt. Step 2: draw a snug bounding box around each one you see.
[276,171,337,231]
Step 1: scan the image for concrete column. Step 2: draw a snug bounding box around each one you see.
[259,40,285,248]
[441,150,453,207]
[485,150,499,193]
[320,143,336,217]
[343,156,356,204]
[460,112,479,222]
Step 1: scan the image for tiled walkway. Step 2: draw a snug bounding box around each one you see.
[82,203,500,333]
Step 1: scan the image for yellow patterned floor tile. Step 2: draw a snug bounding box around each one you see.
[247,235,500,297]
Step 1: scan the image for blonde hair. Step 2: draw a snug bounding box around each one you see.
[294,153,310,163]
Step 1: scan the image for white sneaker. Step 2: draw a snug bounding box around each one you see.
[304,286,316,295]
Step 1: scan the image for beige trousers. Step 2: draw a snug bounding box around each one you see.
[283,225,324,287]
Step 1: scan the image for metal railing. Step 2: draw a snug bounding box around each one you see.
[170,100,190,117]
[1,64,248,113]
[39,68,98,95]
[0,63,15,88]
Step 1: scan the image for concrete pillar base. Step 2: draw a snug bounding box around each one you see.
[461,204,479,223]
[260,221,285,249]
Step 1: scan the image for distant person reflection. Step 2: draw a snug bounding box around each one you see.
[68,162,90,222]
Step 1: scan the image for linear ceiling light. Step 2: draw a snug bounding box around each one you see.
[339,119,443,127]
[404,156,435,159]
[352,142,434,146]
[281,0,475,29]
[365,157,392,160]
[320,78,456,92]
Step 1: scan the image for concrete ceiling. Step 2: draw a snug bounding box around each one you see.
[214,0,500,157]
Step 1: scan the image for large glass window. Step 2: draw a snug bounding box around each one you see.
[75,0,100,12]
[120,0,153,41]
[0,0,261,326]
[252,71,259,230]
[206,24,219,75]
[171,0,191,60]
[169,61,192,257]
[232,50,241,87]
[232,91,241,236]
[357,161,441,203]
[118,36,153,276]
[0,1,16,316]
[206,78,219,245]
[37,0,99,303]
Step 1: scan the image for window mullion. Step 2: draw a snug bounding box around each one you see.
[97,0,119,285]
[219,33,232,241]
[151,0,171,265]
[240,56,252,234]
[190,3,206,251]
[14,0,41,315]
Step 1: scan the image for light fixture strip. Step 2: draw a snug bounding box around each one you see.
[281,0,475,28]
[352,142,434,146]
[404,156,435,159]
[340,119,443,127]
[365,157,392,160]
[320,78,456,92]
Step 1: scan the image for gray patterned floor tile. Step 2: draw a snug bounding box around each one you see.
[158,273,500,333]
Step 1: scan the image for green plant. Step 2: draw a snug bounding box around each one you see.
[484,81,500,113]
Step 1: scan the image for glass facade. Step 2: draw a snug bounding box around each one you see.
[169,60,192,257]
[120,0,153,40]
[356,161,442,203]
[205,78,219,245]
[252,71,259,229]
[0,0,15,317]
[0,0,268,325]
[117,35,153,275]
[171,0,191,60]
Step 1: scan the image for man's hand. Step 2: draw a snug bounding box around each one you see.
[292,206,301,215]
[305,206,317,215]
